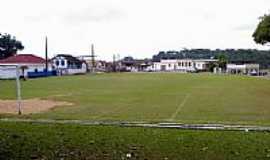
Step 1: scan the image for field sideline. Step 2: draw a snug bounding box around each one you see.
[1,73,270,125]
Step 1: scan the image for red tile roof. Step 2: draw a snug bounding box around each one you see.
[0,54,46,64]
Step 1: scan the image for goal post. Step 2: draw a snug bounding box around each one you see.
[15,66,22,115]
[0,65,22,115]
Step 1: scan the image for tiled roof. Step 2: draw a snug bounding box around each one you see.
[0,54,46,64]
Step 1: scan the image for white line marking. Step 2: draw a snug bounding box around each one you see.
[169,94,190,121]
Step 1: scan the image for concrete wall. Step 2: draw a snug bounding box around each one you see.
[67,63,87,75]
[0,66,17,79]
[0,64,48,79]
[57,63,87,75]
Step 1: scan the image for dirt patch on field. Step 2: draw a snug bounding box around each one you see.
[0,99,73,114]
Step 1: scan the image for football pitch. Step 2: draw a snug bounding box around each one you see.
[1,73,270,125]
[2,73,270,159]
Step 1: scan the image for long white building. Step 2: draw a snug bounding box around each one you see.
[152,59,217,72]
[226,63,260,75]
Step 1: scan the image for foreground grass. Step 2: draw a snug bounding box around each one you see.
[1,73,270,125]
[0,121,270,160]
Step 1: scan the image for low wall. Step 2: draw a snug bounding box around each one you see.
[67,68,87,75]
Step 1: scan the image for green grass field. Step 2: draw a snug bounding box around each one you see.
[1,121,270,160]
[1,73,270,124]
[1,73,270,159]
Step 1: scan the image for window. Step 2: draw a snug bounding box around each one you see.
[77,64,82,69]
[61,60,65,66]
[34,69,38,73]
[202,64,206,68]
[168,64,171,67]
[56,60,59,66]
[189,62,191,67]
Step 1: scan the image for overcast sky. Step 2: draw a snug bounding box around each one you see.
[1,0,269,60]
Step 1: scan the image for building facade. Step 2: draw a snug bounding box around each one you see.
[119,57,153,72]
[51,54,87,75]
[226,63,260,75]
[152,59,217,72]
[0,54,52,79]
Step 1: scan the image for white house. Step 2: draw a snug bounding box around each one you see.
[51,54,87,75]
[152,59,217,72]
[226,63,260,75]
[0,54,51,79]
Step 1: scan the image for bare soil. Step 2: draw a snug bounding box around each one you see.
[0,99,72,114]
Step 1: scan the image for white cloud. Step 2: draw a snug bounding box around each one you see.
[0,0,269,60]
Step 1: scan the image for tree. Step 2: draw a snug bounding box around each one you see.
[0,33,24,59]
[215,54,228,69]
[253,14,270,46]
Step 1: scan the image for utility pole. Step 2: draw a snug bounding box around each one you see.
[90,44,96,73]
[117,54,121,72]
[45,36,48,72]
[113,54,116,72]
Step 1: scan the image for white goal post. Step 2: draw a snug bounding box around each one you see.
[0,65,22,115]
